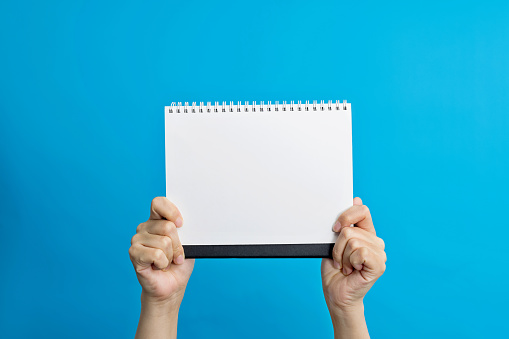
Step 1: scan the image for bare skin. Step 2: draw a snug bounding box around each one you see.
[321,197,386,338]
[129,197,193,339]
[129,196,386,338]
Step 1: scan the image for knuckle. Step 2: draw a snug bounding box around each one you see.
[338,229,347,241]
[136,222,144,233]
[351,254,361,266]
[152,196,163,205]
[163,220,176,234]
[130,243,143,260]
[161,236,172,249]
[332,245,342,261]
[159,222,170,235]
[130,233,140,245]
[339,215,351,226]
[341,226,354,238]
[378,237,385,250]
[348,238,361,250]
[151,197,165,211]
[361,205,370,215]
[155,249,166,261]
[359,247,370,257]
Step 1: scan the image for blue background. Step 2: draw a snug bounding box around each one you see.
[1,0,508,338]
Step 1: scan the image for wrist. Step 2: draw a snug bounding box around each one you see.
[328,301,364,320]
[136,292,181,339]
[328,302,367,336]
[140,292,182,318]
[323,289,365,315]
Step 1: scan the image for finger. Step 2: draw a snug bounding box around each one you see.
[331,227,384,271]
[129,243,169,271]
[333,205,375,234]
[149,197,183,227]
[144,220,185,264]
[331,244,343,271]
[132,232,174,266]
[331,227,359,271]
[349,246,386,281]
[167,224,185,264]
[343,238,368,274]
[330,197,361,231]
[342,238,365,275]
[332,227,357,270]
[342,238,383,276]
[142,220,185,264]
[143,220,177,237]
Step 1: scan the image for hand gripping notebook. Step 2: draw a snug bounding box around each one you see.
[165,100,352,258]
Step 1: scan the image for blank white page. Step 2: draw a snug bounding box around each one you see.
[165,101,352,246]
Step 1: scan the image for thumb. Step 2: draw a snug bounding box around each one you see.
[169,258,195,281]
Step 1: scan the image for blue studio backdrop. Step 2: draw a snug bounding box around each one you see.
[1,1,508,338]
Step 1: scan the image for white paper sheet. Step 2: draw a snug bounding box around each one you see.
[165,102,352,245]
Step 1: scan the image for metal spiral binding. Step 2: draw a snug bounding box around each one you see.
[168,100,348,113]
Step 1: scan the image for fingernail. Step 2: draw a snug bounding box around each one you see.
[175,255,184,264]
[332,221,341,232]
[342,267,348,275]
[162,265,171,272]
[175,217,183,228]
[333,260,340,269]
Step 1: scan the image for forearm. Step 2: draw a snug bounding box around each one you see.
[135,294,181,339]
[328,303,369,339]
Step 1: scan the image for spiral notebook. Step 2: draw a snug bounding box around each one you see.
[165,100,352,258]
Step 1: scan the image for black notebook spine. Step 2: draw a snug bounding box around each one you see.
[183,243,335,258]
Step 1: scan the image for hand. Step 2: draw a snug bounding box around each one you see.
[129,197,195,307]
[321,197,386,312]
